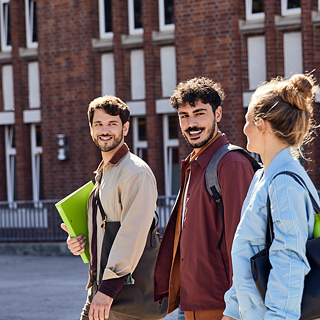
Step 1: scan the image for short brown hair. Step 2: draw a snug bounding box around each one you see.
[170,77,226,112]
[250,74,318,154]
[88,95,130,125]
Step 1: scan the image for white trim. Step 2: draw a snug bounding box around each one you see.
[159,0,174,31]
[126,101,146,116]
[130,49,145,100]
[98,0,113,39]
[160,46,176,97]
[2,64,14,110]
[156,99,173,114]
[128,0,143,35]
[243,92,253,107]
[30,124,42,202]
[23,109,41,123]
[162,114,179,197]
[5,125,16,202]
[281,0,301,16]
[0,0,11,52]
[246,0,264,20]
[25,0,38,48]
[101,53,115,96]
[319,0,320,12]
[0,111,14,124]
[28,61,41,108]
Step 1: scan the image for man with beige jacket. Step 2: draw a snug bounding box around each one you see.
[61,95,158,320]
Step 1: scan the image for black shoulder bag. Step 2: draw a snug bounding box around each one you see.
[250,171,320,320]
[96,191,168,319]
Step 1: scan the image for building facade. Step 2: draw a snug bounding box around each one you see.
[0,0,319,206]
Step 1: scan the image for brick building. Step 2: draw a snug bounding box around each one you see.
[0,0,320,206]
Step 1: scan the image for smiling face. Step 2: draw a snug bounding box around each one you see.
[178,101,222,150]
[90,108,129,154]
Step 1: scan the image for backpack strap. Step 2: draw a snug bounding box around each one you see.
[205,144,261,249]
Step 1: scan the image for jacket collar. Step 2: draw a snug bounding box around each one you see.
[94,143,130,175]
[182,134,230,170]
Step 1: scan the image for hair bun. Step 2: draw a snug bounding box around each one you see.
[280,74,316,111]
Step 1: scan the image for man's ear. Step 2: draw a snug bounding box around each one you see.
[123,121,130,137]
[215,106,222,123]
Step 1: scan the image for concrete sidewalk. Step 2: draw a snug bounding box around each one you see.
[0,254,178,320]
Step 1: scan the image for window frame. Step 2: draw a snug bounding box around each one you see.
[0,0,11,51]
[281,0,301,16]
[5,125,16,202]
[158,0,174,31]
[128,0,143,35]
[98,0,113,39]
[30,123,42,202]
[162,114,179,197]
[132,116,148,160]
[25,0,38,48]
[246,0,265,21]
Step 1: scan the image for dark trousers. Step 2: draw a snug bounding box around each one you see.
[80,282,141,320]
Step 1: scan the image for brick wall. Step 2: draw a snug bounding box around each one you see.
[38,0,99,199]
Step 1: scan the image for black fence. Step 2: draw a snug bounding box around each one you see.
[0,196,176,242]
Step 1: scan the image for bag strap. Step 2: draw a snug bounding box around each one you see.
[205,143,261,249]
[265,171,320,248]
[96,187,159,232]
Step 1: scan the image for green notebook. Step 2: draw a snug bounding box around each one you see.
[55,181,94,263]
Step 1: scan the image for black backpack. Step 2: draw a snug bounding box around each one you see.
[205,144,262,249]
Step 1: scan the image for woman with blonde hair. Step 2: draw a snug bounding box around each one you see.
[222,74,320,320]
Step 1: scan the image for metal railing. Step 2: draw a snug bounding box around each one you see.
[0,196,176,242]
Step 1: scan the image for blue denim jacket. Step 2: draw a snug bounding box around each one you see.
[224,147,320,320]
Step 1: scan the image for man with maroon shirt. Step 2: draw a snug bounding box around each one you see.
[61,95,158,320]
[153,77,254,320]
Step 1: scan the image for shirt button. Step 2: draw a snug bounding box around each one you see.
[193,162,196,166]
[183,225,186,228]
[182,258,184,261]
[183,291,186,294]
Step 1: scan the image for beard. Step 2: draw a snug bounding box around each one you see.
[182,124,215,149]
[93,131,123,153]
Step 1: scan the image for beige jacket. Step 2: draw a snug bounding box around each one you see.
[87,144,157,286]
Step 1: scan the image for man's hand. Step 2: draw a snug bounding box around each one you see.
[221,316,236,320]
[60,223,86,255]
[89,291,113,320]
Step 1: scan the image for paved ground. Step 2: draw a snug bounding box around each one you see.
[0,254,178,320]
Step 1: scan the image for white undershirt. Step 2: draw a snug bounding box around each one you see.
[181,171,191,230]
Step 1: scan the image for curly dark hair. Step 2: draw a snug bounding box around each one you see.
[170,77,226,112]
[88,95,130,125]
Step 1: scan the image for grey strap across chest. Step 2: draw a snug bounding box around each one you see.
[205,144,261,249]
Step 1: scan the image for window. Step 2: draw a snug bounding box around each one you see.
[2,65,14,110]
[5,125,17,202]
[160,46,176,97]
[25,0,37,48]
[281,0,300,16]
[101,53,115,96]
[283,32,302,78]
[132,117,148,162]
[159,0,174,31]
[128,0,143,35]
[28,61,40,108]
[163,114,179,196]
[246,0,264,20]
[130,50,145,100]
[0,0,11,51]
[99,0,113,39]
[247,36,266,90]
[30,124,43,201]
